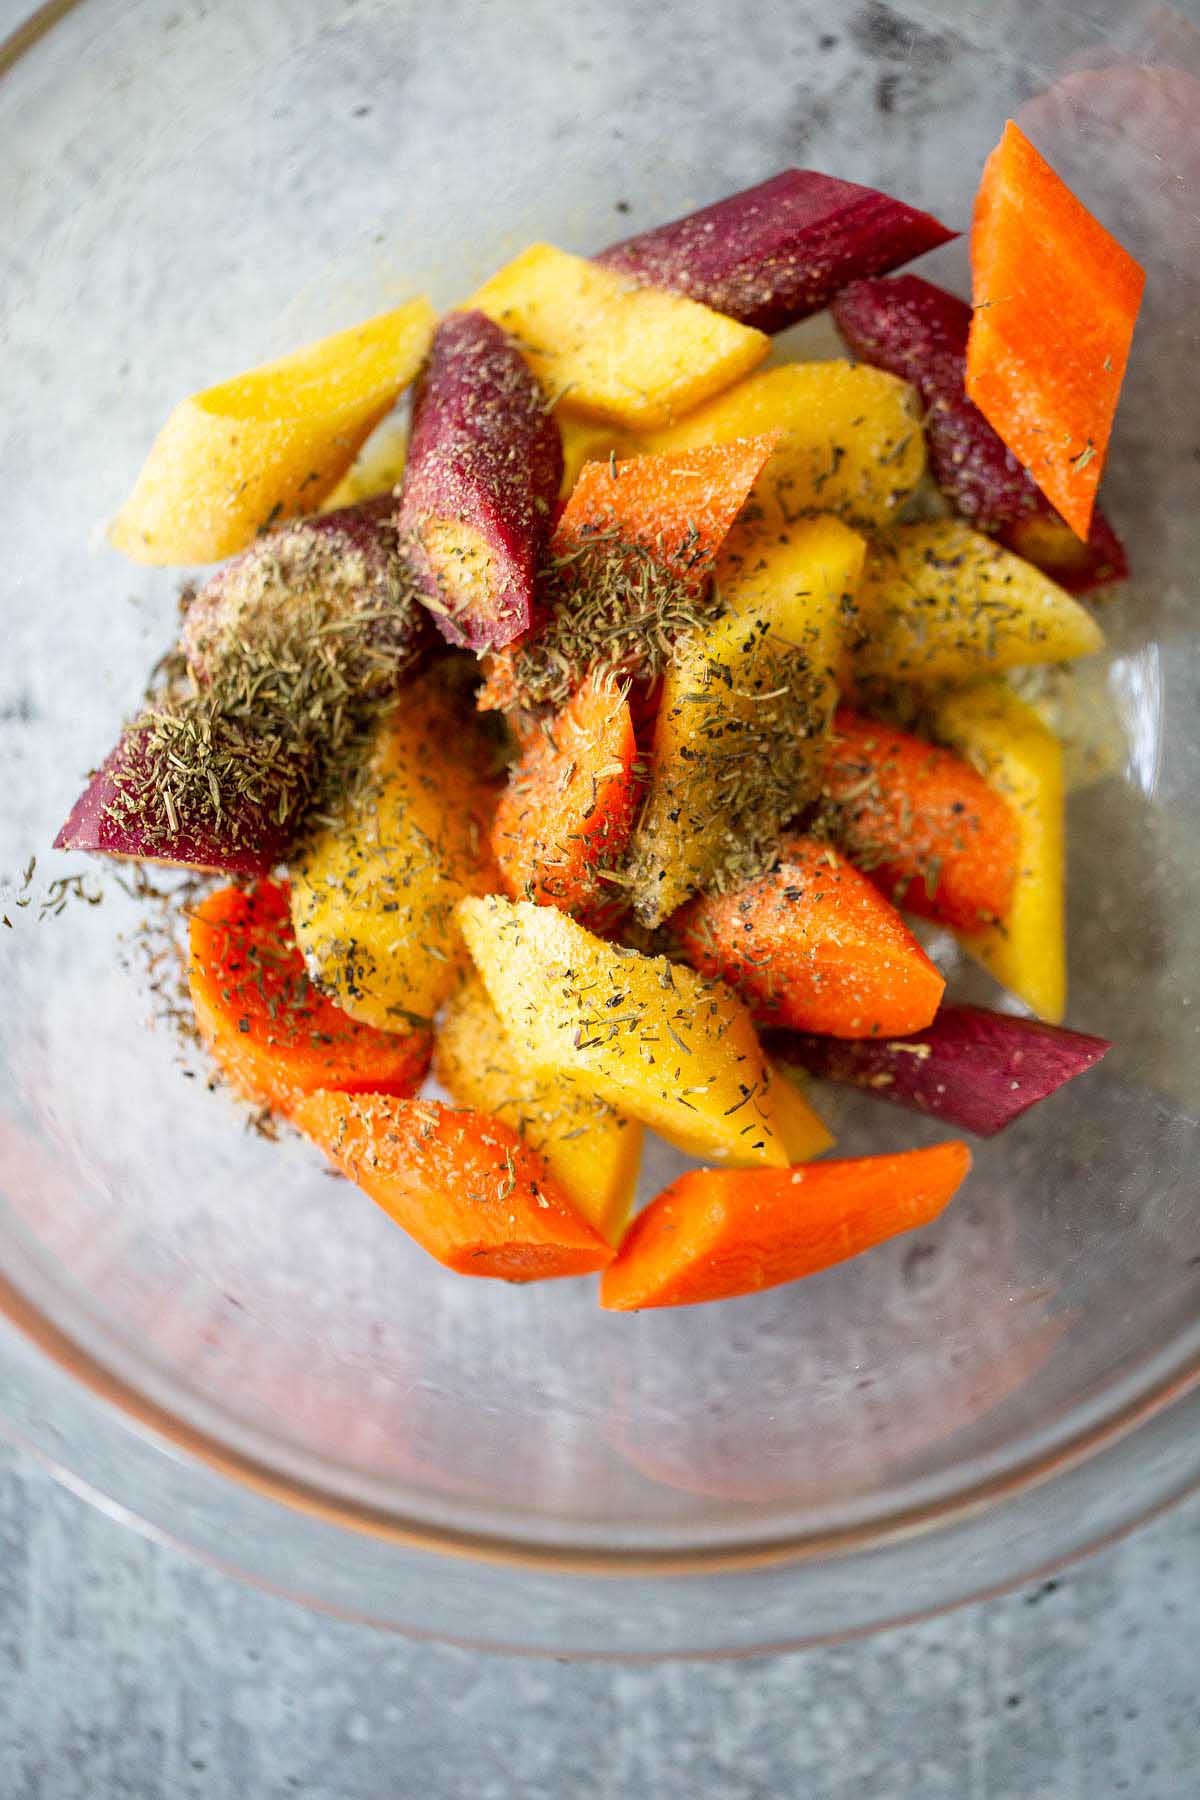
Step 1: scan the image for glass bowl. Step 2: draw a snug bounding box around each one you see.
[2,0,1198,1656]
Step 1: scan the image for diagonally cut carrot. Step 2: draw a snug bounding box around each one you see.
[933,681,1066,1023]
[819,710,1019,930]
[966,121,1145,540]
[457,893,795,1168]
[491,673,639,926]
[478,436,778,713]
[600,1142,971,1309]
[594,169,955,333]
[292,1092,613,1281]
[468,242,769,430]
[831,274,1129,593]
[675,836,945,1039]
[554,434,781,577]
[187,880,431,1116]
[771,1005,1110,1138]
[847,520,1104,688]
[396,310,563,652]
[109,298,435,566]
[434,972,644,1243]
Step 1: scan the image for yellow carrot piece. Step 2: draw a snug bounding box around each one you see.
[435,973,642,1243]
[852,520,1104,685]
[111,298,434,565]
[458,895,791,1167]
[934,681,1066,1022]
[639,361,925,530]
[469,243,768,430]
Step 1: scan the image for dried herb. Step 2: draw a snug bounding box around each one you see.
[628,611,834,924]
[39,873,104,918]
[483,527,723,713]
[113,864,213,1058]
[102,511,429,860]
[2,855,105,923]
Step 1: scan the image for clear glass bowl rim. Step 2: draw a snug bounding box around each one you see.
[3,0,1200,1656]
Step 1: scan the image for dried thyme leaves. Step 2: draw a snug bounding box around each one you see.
[628,612,834,924]
[114,864,211,1055]
[107,520,428,857]
[490,526,723,712]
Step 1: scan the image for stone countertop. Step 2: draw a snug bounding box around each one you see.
[1,1441,1197,1799]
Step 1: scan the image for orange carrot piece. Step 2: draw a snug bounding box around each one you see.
[293,1092,614,1281]
[675,836,944,1038]
[821,710,1019,931]
[966,120,1144,540]
[188,880,431,1115]
[554,434,780,577]
[479,436,778,713]
[601,1142,971,1309]
[491,674,639,925]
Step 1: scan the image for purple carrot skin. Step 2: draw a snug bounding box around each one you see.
[397,309,563,652]
[831,275,1128,593]
[53,725,297,876]
[771,1005,1111,1138]
[594,170,956,334]
[183,494,429,681]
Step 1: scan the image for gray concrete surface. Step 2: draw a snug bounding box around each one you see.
[1,1441,1197,1799]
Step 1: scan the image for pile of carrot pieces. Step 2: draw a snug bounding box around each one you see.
[57,123,1141,1310]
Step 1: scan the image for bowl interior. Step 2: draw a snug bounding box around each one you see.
[1,0,1199,1582]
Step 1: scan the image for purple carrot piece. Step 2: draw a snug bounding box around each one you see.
[397,309,563,652]
[58,502,435,877]
[54,724,298,877]
[831,275,1128,593]
[183,494,429,682]
[771,1004,1111,1137]
[594,169,956,334]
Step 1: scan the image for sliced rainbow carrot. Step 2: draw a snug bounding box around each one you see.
[188,880,431,1115]
[601,1143,971,1309]
[966,120,1144,539]
[293,1093,613,1281]
[821,710,1019,930]
[675,836,944,1039]
[491,674,639,927]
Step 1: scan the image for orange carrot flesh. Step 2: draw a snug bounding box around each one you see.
[966,120,1145,540]
[491,674,639,925]
[601,1141,971,1309]
[553,435,781,576]
[821,710,1019,931]
[479,436,779,713]
[187,880,431,1115]
[675,836,944,1038]
[292,1092,614,1281]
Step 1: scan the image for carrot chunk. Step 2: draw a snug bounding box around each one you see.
[600,1142,971,1309]
[966,121,1145,540]
[771,1004,1110,1137]
[675,836,944,1039]
[820,710,1019,931]
[491,674,638,926]
[595,169,955,333]
[293,1093,613,1281]
[397,310,563,650]
[556,435,780,575]
[478,436,777,714]
[831,274,1128,592]
[187,880,431,1115]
